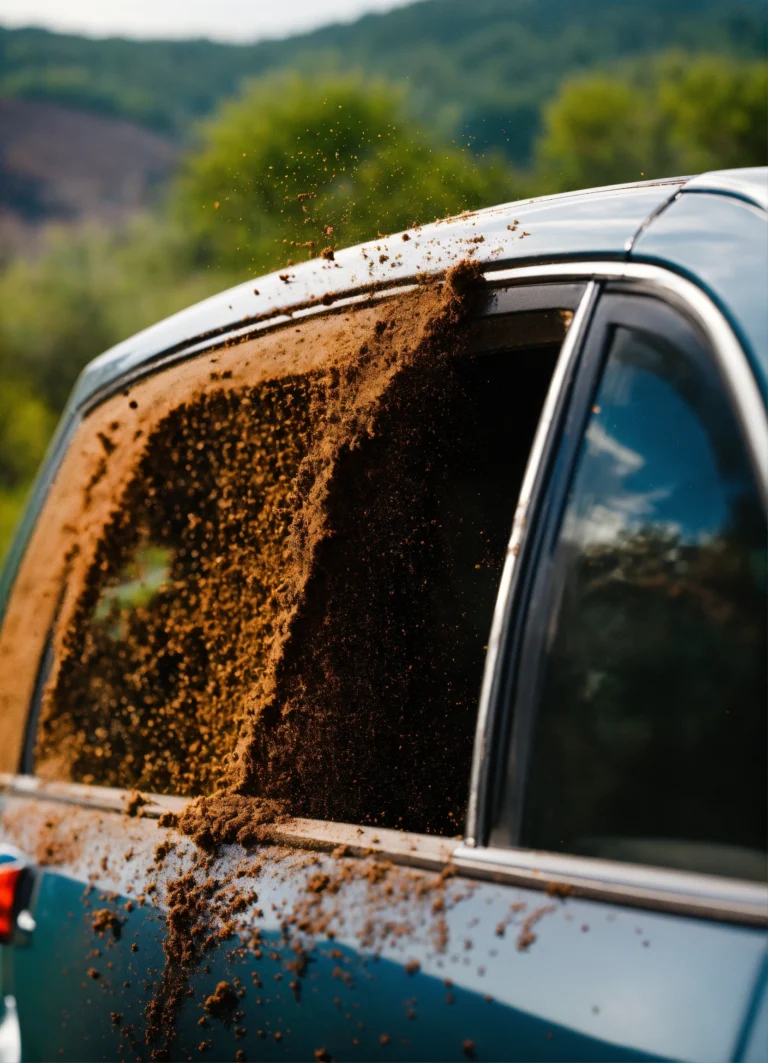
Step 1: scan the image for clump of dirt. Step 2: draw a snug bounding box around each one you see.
[176,795,288,851]
[38,261,488,838]
[91,907,122,940]
[203,980,238,1020]
[124,791,147,817]
[145,852,270,1049]
[38,373,315,795]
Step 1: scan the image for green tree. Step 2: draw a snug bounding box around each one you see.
[0,377,54,490]
[0,218,220,412]
[658,54,768,173]
[535,76,659,192]
[174,74,517,276]
[536,53,768,192]
[0,377,56,563]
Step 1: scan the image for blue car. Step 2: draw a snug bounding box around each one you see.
[1,168,766,1062]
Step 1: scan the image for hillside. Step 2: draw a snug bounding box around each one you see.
[1,0,765,163]
[0,98,178,257]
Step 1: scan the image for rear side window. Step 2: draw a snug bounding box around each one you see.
[506,296,767,881]
[9,282,582,836]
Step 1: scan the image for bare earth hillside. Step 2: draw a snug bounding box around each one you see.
[0,98,178,257]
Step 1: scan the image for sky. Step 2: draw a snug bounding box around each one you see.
[0,0,418,42]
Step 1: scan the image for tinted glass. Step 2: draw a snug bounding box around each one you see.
[520,320,767,881]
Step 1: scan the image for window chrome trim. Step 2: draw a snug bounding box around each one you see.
[4,774,764,926]
[464,280,598,846]
[451,844,768,927]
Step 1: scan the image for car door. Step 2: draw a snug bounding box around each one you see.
[455,279,768,1062]
[1,269,765,1063]
[0,276,588,1062]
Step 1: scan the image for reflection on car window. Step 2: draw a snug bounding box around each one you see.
[520,323,767,881]
[94,545,172,638]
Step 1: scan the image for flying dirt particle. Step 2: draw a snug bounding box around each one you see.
[321,247,335,261]
[235,1052,246,1063]
[402,233,410,241]
[405,959,420,975]
[380,1034,390,1045]
[92,908,121,940]
[97,432,117,456]
[154,840,171,863]
[517,905,556,952]
[111,1013,123,1026]
[462,1040,476,1060]
[124,791,147,817]
[279,274,292,283]
[87,967,100,980]
[157,811,178,829]
[297,192,316,201]
[314,1050,332,1063]
[546,881,573,899]
[379,254,389,263]
[204,981,238,1020]
[253,288,260,295]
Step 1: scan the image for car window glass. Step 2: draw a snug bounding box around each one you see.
[517,317,767,881]
[22,297,578,836]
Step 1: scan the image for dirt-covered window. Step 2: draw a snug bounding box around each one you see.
[32,276,574,836]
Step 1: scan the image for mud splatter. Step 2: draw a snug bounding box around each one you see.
[38,262,490,838]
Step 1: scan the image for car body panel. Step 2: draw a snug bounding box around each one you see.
[740,956,768,1063]
[631,191,768,397]
[1,791,765,1063]
[682,168,768,212]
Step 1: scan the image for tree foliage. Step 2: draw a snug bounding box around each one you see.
[175,76,516,276]
[537,54,768,191]
[1,0,764,161]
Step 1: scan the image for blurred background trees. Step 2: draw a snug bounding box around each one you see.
[536,54,768,192]
[0,0,766,559]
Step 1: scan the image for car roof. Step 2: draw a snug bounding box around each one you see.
[70,168,767,411]
[71,176,684,409]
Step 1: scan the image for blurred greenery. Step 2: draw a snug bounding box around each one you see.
[537,53,768,192]
[0,29,766,562]
[1,0,764,160]
[175,76,516,275]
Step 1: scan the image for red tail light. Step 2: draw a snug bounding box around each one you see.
[0,861,24,944]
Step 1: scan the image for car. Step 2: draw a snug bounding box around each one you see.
[0,167,766,1063]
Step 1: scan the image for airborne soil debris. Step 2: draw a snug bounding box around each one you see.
[124,791,148,817]
[203,980,238,1020]
[28,261,513,1053]
[91,907,122,939]
[38,260,489,840]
